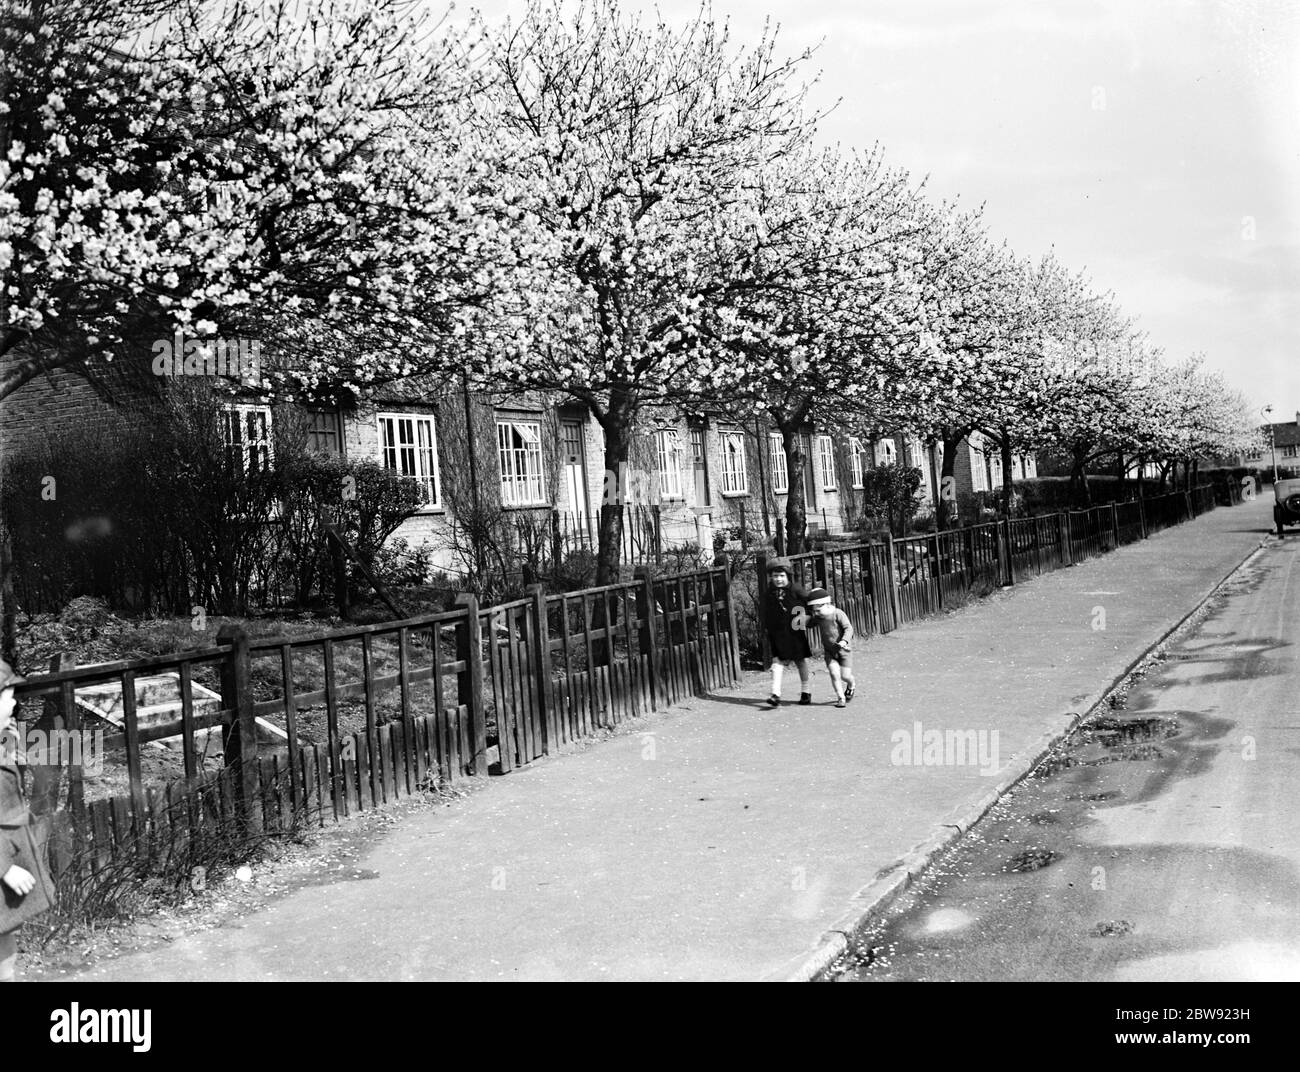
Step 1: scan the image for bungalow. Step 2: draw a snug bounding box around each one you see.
[0,352,1036,580]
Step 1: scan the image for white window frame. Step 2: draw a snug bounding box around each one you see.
[655,428,684,501]
[816,435,837,491]
[1025,455,1037,478]
[969,435,989,493]
[720,430,748,495]
[849,437,866,488]
[768,433,788,494]
[497,419,547,507]
[874,438,897,468]
[377,412,442,509]
[222,403,273,477]
[905,436,925,471]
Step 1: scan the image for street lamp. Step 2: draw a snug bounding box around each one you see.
[1262,405,1278,485]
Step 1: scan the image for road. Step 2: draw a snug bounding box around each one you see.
[834,532,1300,982]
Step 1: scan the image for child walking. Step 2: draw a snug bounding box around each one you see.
[761,557,812,706]
[805,587,857,708]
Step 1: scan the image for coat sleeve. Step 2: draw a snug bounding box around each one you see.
[838,611,855,645]
[0,831,17,881]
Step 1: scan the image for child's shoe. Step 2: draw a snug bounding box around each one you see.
[844,682,855,702]
[799,693,812,706]
[767,694,781,707]
[835,697,847,708]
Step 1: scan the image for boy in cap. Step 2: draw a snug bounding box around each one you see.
[761,557,813,706]
[804,587,856,708]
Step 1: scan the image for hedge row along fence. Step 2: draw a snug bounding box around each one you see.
[12,482,1235,909]
[11,563,740,902]
[760,483,1234,661]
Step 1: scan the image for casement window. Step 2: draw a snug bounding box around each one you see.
[874,438,898,467]
[1024,456,1037,478]
[1285,445,1299,459]
[655,428,684,500]
[816,435,836,491]
[305,409,344,456]
[221,404,272,477]
[377,412,441,508]
[849,437,866,489]
[969,436,989,493]
[720,430,748,494]
[905,436,925,471]
[497,419,547,506]
[768,433,789,494]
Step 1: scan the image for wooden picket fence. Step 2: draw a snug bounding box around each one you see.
[759,485,1231,656]
[10,564,739,889]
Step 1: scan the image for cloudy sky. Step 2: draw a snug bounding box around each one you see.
[471,0,1300,422]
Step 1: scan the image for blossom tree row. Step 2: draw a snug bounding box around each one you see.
[1,0,1263,577]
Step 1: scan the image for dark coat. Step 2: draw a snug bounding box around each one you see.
[0,761,52,934]
[762,583,812,663]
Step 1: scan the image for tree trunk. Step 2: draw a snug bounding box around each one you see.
[999,433,1014,518]
[926,437,943,531]
[1066,442,1089,508]
[781,425,808,554]
[936,426,966,530]
[594,391,635,587]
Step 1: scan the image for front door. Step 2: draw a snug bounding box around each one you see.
[561,419,592,544]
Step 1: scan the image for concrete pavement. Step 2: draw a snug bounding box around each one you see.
[56,496,1272,981]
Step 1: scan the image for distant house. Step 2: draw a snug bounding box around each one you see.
[1239,413,1300,476]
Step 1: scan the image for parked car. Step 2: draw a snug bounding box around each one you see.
[1274,478,1300,536]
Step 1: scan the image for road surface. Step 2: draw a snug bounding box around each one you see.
[835,534,1300,982]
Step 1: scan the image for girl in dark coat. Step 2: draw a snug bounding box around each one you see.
[761,558,812,707]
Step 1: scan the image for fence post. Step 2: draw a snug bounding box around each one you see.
[1138,495,1148,539]
[454,593,489,777]
[882,537,902,631]
[1058,512,1072,566]
[527,584,556,756]
[714,557,742,683]
[928,532,944,609]
[1000,518,1014,587]
[216,624,261,833]
[27,652,74,818]
[1110,502,1120,548]
[755,552,771,667]
[820,549,832,591]
[634,566,662,710]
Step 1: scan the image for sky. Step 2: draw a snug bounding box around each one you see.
[464,0,1300,425]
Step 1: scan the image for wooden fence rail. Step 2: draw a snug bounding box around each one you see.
[11,564,740,887]
[753,486,1228,662]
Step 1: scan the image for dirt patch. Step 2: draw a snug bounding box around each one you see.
[1002,847,1061,873]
